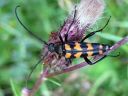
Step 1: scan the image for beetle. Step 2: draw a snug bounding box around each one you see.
[15,5,111,66]
[46,7,111,65]
[48,26,110,65]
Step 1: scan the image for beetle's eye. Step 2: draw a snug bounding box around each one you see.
[49,43,54,47]
[48,43,55,52]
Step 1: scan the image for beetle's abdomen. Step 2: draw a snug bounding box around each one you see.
[64,42,110,59]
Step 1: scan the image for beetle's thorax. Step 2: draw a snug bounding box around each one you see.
[48,43,64,56]
[54,44,64,55]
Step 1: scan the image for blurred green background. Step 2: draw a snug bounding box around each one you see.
[0,0,128,96]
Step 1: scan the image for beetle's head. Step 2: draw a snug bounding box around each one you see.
[48,43,55,52]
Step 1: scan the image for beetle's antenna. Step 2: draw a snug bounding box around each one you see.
[26,58,43,87]
[15,5,48,45]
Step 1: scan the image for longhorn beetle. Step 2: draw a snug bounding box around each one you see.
[15,6,111,68]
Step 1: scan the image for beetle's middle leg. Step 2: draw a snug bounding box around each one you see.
[65,58,72,66]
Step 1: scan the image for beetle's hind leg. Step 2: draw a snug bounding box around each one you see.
[84,56,107,65]
[84,57,92,65]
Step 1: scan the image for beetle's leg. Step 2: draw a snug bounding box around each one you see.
[65,6,77,42]
[84,55,107,65]
[65,34,68,42]
[65,58,72,66]
[58,20,67,44]
[59,32,64,44]
[84,57,92,65]
[81,17,111,42]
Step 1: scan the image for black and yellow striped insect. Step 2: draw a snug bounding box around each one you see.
[46,8,111,65]
[15,5,111,66]
[48,24,110,65]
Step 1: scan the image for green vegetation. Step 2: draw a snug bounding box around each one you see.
[0,0,128,96]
